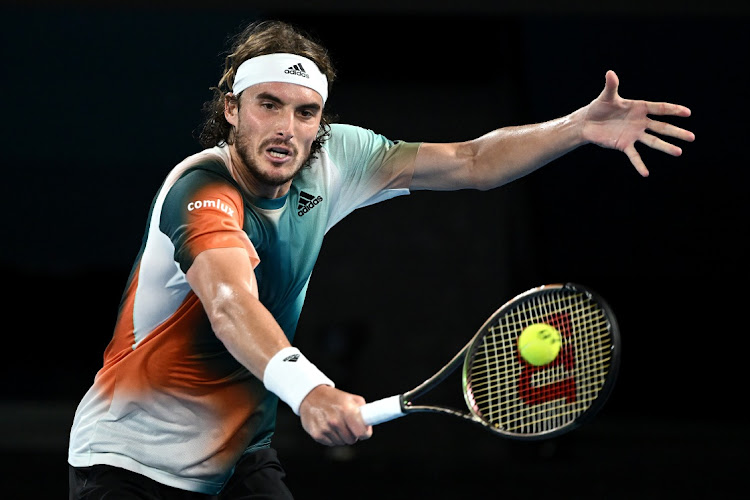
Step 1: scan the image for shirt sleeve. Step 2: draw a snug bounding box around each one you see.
[159,168,260,273]
[324,123,421,229]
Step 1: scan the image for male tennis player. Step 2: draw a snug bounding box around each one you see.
[68,19,694,499]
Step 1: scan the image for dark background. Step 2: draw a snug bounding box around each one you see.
[1,1,747,498]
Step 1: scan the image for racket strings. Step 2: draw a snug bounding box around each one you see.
[469,372,610,429]
[465,290,614,436]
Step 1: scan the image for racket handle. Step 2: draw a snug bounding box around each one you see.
[360,395,404,426]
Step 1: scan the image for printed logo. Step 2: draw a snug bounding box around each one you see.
[297,191,323,216]
[283,354,300,362]
[187,198,235,217]
[285,63,309,79]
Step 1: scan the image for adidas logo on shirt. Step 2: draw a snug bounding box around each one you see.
[297,191,323,216]
[285,63,309,79]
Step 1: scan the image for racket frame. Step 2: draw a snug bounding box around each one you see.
[377,283,621,440]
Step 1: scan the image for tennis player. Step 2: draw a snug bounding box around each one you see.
[67,19,694,499]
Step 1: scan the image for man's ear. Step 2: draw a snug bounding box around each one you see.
[224,92,239,127]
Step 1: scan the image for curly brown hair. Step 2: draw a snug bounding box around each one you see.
[197,20,337,160]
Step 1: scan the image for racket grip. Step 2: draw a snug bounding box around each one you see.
[360,395,404,426]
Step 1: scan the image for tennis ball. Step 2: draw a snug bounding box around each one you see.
[518,323,562,366]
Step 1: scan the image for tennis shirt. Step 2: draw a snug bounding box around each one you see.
[68,124,420,494]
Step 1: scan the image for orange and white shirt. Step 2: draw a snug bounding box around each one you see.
[68,124,419,494]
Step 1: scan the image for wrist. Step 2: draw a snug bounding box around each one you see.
[567,106,589,147]
[263,347,335,415]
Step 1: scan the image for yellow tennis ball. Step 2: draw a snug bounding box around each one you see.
[518,323,562,366]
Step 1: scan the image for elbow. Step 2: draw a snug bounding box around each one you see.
[473,177,497,192]
[459,141,497,192]
[465,160,496,192]
[466,158,516,192]
[202,284,243,342]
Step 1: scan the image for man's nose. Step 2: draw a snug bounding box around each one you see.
[275,109,294,139]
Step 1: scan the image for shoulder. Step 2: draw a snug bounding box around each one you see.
[177,151,236,185]
[167,150,241,197]
[323,124,421,172]
[327,123,391,148]
[322,124,400,166]
[162,151,244,216]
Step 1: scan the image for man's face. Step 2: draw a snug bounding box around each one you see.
[225,81,323,194]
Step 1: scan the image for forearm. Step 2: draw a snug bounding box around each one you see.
[187,247,336,417]
[206,289,290,380]
[465,108,587,190]
[411,107,588,191]
[186,248,289,380]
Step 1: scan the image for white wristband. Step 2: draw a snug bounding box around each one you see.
[262,347,335,415]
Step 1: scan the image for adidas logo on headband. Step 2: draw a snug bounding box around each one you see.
[285,63,309,79]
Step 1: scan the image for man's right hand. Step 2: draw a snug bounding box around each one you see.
[298,385,373,446]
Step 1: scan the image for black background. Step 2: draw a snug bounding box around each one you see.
[1,1,748,498]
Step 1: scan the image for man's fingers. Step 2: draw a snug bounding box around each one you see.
[601,70,620,101]
[640,132,684,157]
[314,425,354,447]
[624,144,649,177]
[300,389,374,446]
[312,404,373,446]
[345,403,373,442]
[645,101,692,118]
[647,119,696,143]
[360,425,373,441]
[324,424,371,446]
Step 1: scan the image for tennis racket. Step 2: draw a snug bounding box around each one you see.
[360,283,620,440]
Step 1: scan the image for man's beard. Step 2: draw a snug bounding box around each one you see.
[235,133,310,187]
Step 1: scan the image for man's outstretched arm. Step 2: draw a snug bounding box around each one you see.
[411,70,695,191]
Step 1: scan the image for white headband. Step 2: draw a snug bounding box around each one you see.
[232,53,328,104]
